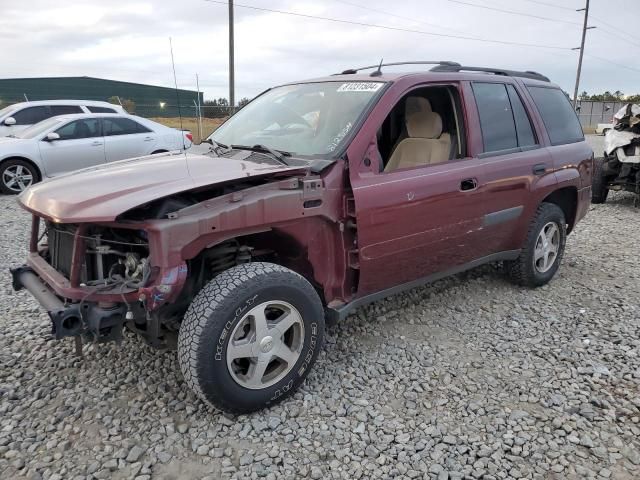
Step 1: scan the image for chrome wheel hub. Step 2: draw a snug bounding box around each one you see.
[226,301,304,390]
[3,165,33,193]
[534,221,560,273]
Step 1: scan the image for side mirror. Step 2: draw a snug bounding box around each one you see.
[4,117,16,126]
[45,132,60,142]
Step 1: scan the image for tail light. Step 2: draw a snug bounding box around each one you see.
[185,132,193,143]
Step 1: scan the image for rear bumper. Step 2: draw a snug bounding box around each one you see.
[11,265,126,340]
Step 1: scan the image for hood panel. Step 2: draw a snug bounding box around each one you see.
[19,152,306,223]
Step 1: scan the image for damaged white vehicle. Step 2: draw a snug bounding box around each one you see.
[592,104,640,203]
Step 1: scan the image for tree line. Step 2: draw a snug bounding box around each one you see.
[202,97,250,118]
[578,91,640,102]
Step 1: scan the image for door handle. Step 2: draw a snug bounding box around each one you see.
[143,137,154,142]
[460,178,478,191]
[533,164,547,175]
[91,141,103,146]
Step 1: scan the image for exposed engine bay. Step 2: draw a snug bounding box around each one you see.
[601,104,640,196]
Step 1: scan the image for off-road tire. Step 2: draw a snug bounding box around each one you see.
[506,202,566,288]
[591,157,609,204]
[177,262,325,413]
[0,158,39,195]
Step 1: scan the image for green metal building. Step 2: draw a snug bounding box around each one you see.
[0,76,203,117]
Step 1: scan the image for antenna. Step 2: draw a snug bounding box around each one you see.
[370,58,384,77]
[169,37,187,152]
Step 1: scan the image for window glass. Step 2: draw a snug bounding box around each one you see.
[19,118,64,139]
[88,106,117,114]
[210,81,384,157]
[12,106,50,125]
[527,86,584,145]
[103,117,151,136]
[472,83,518,152]
[506,85,536,147]
[50,105,83,115]
[55,119,101,140]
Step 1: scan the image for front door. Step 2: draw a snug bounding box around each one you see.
[349,84,489,296]
[38,118,105,176]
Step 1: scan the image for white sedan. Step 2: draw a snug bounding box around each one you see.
[0,113,192,194]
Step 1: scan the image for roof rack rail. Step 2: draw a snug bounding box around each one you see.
[337,61,461,76]
[429,64,550,82]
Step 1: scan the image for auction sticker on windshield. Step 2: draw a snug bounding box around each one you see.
[337,82,383,93]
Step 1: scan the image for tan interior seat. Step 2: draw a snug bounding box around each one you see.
[384,97,451,172]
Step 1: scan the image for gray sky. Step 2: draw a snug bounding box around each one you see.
[1,0,639,101]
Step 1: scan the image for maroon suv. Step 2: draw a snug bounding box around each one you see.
[11,62,593,413]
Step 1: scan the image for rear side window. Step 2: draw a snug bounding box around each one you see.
[88,106,117,114]
[103,117,151,136]
[50,105,83,115]
[472,82,536,153]
[12,106,49,125]
[506,85,536,147]
[527,86,583,145]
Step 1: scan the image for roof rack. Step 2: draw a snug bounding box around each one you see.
[429,64,550,82]
[337,61,461,76]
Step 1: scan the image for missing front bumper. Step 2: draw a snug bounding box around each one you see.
[10,265,127,341]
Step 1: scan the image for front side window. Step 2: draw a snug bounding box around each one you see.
[55,119,101,140]
[12,106,49,125]
[209,81,385,157]
[103,117,150,136]
[528,86,584,146]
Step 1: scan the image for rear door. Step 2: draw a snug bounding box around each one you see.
[467,80,553,254]
[102,117,156,161]
[38,118,105,176]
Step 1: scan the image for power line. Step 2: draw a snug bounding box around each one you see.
[441,0,582,26]
[513,0,577,12]
[330,0,477,37]
[203,0,572,50]
[590,14,640,44]
[585,53,640,75]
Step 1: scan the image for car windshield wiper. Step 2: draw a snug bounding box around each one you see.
[201,138,230,155]
[231,144,291,166]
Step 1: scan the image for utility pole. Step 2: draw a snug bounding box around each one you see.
[196,73,203,142]
[228,0,235,115]
[572,0,595,108]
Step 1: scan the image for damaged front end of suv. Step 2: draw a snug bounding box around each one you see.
[10,148,331,350]
[592,103,640,203]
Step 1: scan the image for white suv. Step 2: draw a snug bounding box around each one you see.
[0,100,127,137]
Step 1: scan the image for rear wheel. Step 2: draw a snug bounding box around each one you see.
[177,262,324,413]
[591,157,609,204]
[506,203,566,287]
[0,159,38,194]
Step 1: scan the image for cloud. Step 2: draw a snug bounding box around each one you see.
[1,0,639,100]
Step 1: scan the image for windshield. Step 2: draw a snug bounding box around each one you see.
[17,117,64,139]
[0,105,15,119]
[209,81,385,157]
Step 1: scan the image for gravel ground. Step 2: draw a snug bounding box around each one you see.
[1,141,639,480]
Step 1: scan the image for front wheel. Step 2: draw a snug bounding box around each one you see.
[0,159,38,194]
[506,203,567,287]
[177,262,325,413]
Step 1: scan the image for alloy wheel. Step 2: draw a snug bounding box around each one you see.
[226,300,305,390]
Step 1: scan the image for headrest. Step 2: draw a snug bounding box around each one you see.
[405,97,443,139]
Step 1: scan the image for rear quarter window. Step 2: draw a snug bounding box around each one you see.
[527,86,584,146]
[88,106,117,114]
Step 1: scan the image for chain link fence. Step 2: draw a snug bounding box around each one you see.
[575,100,625,129]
